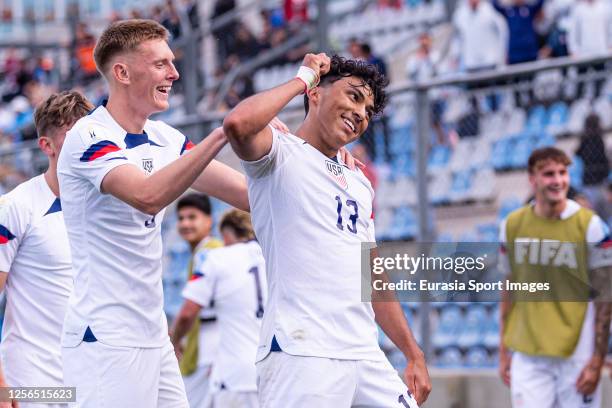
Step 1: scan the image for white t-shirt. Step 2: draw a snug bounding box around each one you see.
[0,175,72,387]
[182,240,266,392]
[453,2,508,70]
[498,200,612,360]
[57,104,193,348]
[242,127,385,363]
[567,0,612,57]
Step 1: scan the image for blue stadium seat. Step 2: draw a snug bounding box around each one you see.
[436,347,463,368]
[483,309,501,350]
[498,197,523,220]
[546,102,569,135]
[449,170,473,202]
[533,132,556,149]
[465,346,491,368]
[525,105,548,133]
[509,134,534,169]
[477,223,499,242]
[433,306,462,349]
[492,138,511,170]
[429,145,451,169]
[569,156,584,189]
[457,305,487,349]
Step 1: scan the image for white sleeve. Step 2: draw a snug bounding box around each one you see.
[64,123,134,192]
[586,215,611,270]
[240,126,287,179]
[0,194,29,273]
[498,218,510,276]
[182,256,217,308]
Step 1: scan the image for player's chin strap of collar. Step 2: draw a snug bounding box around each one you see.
[295,66,319,94]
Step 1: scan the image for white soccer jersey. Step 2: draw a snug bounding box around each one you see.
[57,103,194,348]
[0,175,72,387]
[182,240,266,392]
[242,127,384,362]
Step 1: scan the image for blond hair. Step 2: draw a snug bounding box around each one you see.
[219,209,255,240]
[94,19,169,75]
[34,91,93,138]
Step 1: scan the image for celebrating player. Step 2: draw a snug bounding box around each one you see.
[223,53,431,407]
[498,147,612,407]
[57,19,250,407]
[174,193,222,408]
[0,91,93,408]
[171,209,265,408]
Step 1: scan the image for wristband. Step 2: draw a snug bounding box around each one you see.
[295,66,319,93]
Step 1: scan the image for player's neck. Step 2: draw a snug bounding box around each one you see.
[296,121,338,159]
[106,96,147,134]
[533,198,567,219]
[44,165,60,197]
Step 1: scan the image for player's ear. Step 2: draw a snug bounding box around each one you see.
[306,86,321,108]
[112,62,130,85]
[38,136,53,157]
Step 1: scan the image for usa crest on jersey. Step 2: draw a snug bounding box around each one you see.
[142,158,154,174]
[326,159,348,190]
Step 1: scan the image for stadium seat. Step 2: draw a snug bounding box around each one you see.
[525,105,547,134]
[436,347,463,368]
[465,346,491,368]
[449,169,473,202]
[491,138,512,170]
[498,197,523,220]
[569,156,584,189]
[508,134,534,169]
[429,171,451,205]
[433,306,462,349]
[469,167,496,202]
[546,102,569,136]
[457,305,487,349]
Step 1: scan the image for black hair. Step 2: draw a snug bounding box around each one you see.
[360,43,372,55]
[303,54,389,118]
[176,193,211,216]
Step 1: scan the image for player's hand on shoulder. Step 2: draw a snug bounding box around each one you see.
[269,117,290,134]
[339,147,364,171]
[301,53,331,78]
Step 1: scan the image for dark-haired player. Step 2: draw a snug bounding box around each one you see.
[224,53,431,407]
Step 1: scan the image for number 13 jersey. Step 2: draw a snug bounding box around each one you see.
[242,127,385,363]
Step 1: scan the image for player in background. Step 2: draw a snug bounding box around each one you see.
[0,91,94,408]
[498,147,612,408]
[171,209,265,408]
[223,53,431,407]
[57,19,256,407]
[174,193,222,408]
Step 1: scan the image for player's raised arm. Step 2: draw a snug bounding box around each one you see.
[223,53,331,161]
[101,127,227,215]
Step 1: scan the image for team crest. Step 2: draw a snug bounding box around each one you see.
[326,160,348,190]
[142,158,154,174]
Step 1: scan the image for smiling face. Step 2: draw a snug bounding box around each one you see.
[308,76,375,151]
[177,206,212,247]
[122,39,179,116]
[529,160,570,207]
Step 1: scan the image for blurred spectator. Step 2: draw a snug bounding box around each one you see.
[361,43,387,78]
[358,42,390,163]
[161,0,182,40]
[451,0,508,72]
[181,0,200,30]
[72,23,98,85]
[567,0,612,58]
[575,113,610,219]
[347,37,365,59]
[284,0,308,25]
[539,0,573,58]
[492,0,545,65]
[231,23,261,61]
[406,32,439,82]
[377,0,403,9]
[406,32,447,145]
[212,0,237,63]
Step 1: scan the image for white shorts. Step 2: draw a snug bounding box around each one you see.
[511,352,602,408]
[183,364,212,408]
[256,352,418,408]
[212,390,258,408]
[62,339,188,408]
